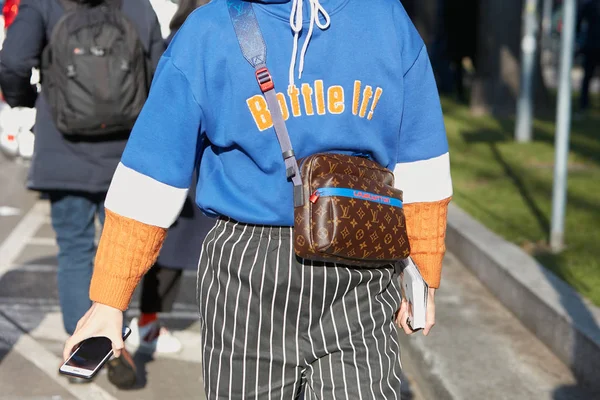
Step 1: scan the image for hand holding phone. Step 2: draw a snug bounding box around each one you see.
[401,259,428,331]
[59,327,131,379]
[61,302,126,379]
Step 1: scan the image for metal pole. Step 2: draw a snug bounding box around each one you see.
[550,0,577,252]
[516,0,539,143]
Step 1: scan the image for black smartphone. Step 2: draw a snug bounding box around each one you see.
[59,327,131,380]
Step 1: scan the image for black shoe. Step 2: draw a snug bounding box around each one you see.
[106,350,137,389]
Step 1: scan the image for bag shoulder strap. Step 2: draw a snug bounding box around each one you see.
[227,1,304,207]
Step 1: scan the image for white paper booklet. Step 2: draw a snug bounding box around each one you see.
[401,257,429,330]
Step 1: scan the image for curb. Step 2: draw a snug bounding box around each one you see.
[398,334,454,400]
[445,203,600,390]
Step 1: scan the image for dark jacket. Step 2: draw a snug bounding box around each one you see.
[156,177,216,270]
[0,0,165,193]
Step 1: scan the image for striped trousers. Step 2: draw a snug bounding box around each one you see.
[197,218,403,399]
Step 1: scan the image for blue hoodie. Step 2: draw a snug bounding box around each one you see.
[103,0,452,228]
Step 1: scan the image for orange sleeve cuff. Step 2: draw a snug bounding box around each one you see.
[404,197,451,288]
[90,209,167,311]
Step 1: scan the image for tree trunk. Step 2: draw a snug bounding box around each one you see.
[471,0,551,116]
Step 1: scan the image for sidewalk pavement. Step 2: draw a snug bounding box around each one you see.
[0,200,422,400]
[399,252,600,400]
[446,204,600,391]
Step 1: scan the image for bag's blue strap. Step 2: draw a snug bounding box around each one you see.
[312,188,404,208]
[227,0,304,207]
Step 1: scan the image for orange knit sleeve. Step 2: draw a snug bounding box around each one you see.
[403,197,451,288]
[90,209,167,311]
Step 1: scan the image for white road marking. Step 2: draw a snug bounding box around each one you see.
[0,201,48,279]
[10,264,57,272]
[28,237,57,246]
[0,206,21,217]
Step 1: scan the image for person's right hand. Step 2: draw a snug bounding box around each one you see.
[63,302,124,361]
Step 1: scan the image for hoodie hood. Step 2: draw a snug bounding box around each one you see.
[247,0,348,88]
[249,0,348,23]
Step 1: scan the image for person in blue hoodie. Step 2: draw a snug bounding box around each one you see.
[64,0,453,397]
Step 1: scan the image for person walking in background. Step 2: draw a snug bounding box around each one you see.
[64,0,452,397]
[578,0,600,112]
[0,0,165,388]
[129,182,216,355]
[127,0,213,355]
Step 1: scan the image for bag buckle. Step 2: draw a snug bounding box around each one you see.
[255,67,274,93]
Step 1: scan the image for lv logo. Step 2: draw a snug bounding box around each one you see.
[340,204,351,219]
[370,209,380,223]
[328,161,338,174]
[396,214,405,227]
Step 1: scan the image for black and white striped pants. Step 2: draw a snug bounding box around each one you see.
[197,218,403,399]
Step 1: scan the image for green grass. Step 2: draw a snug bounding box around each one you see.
[442,97,600,306]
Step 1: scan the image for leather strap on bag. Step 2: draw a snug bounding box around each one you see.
[227,0,304,207]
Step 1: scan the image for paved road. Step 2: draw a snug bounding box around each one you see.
[0,154,423,400]
[0,154,38,245]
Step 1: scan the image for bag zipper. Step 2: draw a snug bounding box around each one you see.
[309,187,403,208]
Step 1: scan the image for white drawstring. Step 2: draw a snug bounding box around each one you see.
[298,0,330,80]
[288,0,330,89]
[289,0,303,88]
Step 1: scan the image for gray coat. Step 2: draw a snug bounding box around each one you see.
[0,0,165,193]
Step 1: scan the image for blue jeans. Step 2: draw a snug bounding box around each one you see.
[49,191,106,335]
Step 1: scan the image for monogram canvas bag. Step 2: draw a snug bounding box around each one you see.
[228,1,410,267]
[294,153,410,266]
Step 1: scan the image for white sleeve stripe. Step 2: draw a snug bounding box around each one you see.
[104,163,188,228]
[393,153,453,204]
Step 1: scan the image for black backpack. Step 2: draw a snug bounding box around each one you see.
[42,0,149,136]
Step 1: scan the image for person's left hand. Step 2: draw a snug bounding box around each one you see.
[396,288,436,336]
